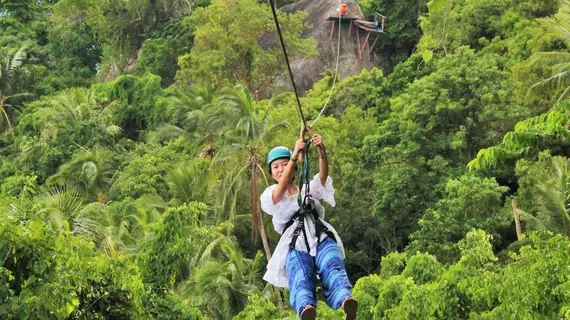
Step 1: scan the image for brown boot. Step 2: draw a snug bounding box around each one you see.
[300,305,316,320]
[342,297,358,320]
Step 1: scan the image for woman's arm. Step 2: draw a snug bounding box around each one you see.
[312,134,328,186]
[272,139,305,204]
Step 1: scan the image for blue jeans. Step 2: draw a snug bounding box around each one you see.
[285,237,352,316]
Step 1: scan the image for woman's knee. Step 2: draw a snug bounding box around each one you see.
[316,242,343,269]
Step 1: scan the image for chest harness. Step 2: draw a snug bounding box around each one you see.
[283,140,336,252]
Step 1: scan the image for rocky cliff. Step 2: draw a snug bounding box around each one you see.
[278,0,380,94]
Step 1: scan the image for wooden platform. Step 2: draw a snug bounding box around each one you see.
[326,12,386,59]
[325,16,359,22]
[354,21,385,33]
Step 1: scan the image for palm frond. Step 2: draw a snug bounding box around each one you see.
[522,157,570,237]
[192,234,232,267]
[147,123,190,143]
[529,52,570,67]
[7,46,27,83]
[518,209,549,232]
[35,186,86,220]
[165,160,210,204]
[531,71,570,92]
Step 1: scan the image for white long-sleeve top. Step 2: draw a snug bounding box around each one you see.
[260,174,345,288]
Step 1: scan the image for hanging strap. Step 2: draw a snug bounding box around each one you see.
[285,210,311,251]
[304,199,337,245]
[297,139,312,208]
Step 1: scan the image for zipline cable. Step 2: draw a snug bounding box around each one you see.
[268,0,308,130]
[310,6,343,128]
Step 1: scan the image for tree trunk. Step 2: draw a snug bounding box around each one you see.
[251,157,284,308]
[512,199,522,240]
[251,157,272,260]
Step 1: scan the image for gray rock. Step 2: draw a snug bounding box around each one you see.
[274,0,381,95]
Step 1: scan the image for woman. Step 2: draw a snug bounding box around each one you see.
[260,133,357,320]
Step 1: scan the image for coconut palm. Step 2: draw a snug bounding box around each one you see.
[164,158,211,205]
[520,156,570,236]
[47,148,120,202]
[150,82,222,159]
[210,84,288,261]
[0,46,32,132]
[529,1,570,103]
[33,186,130,254]
[181,240,263,319]
[41,87,122,139]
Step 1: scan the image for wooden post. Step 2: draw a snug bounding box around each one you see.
[360,32,371,60]
[512,199,522,240]
[356,27,361,60]
[369,35,379,55]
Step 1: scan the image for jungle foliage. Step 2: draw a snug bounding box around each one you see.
[0,0,569,318]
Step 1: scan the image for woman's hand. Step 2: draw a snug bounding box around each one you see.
[312,133,329,185]
[291,138,306,160]
[311,134,325,149]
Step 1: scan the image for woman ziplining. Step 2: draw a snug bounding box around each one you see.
[265,1,357,318]
[261,125,357,320]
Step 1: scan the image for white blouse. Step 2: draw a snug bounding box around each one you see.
[260,174,345,288]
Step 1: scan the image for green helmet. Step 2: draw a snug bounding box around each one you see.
[267,146,292,168]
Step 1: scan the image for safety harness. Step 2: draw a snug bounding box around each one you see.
[283,140,336,252]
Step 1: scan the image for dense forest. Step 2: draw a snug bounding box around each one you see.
[0,0,569,319]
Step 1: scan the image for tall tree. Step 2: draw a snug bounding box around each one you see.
[177,0,316,91]
[181,241,263,319]
[41,88,122,139]
[150,82,222,159]
[0,46,31,132]
[516,155,570,236]
[47,148,120,203]
[212,85,287,261]
[529,0,570,104]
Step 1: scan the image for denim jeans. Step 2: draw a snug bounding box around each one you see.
[285,237,352,316]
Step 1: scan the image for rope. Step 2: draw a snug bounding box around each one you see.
[268,0,308,130]
[310,12,342,128]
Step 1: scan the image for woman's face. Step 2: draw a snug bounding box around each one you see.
[270,158,290,183]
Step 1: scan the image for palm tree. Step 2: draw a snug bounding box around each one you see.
[6,181,147,257]
[47,148,120,202]
[520,156,570,236]
[41,87,122,139]
[529,1,570,103]
[0,46,31,132]
[80,201,134,255]
[180,240,263,319]
[121,195,167,248]
[33,186,131,254]
[150,82,222,159]
[164,158,211,205]
[211,84,288,261]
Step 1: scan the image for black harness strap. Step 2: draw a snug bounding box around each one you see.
[284,200,336,252]
[285,210,311,252]
[284,139,337,252]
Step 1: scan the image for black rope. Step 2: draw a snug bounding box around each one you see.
[268,0,308,130]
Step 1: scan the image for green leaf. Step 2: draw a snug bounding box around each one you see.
[65,304,75,316]
[428,0,447,13]
[423,50,434,63]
